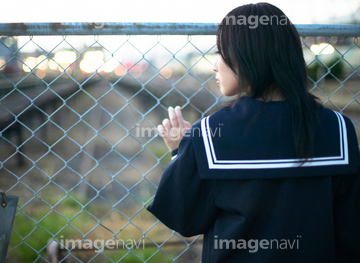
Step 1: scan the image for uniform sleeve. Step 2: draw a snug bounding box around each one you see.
[332,116,360,262]
[147,130,219,237]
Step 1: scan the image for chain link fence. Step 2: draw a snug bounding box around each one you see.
[0,23,359,262]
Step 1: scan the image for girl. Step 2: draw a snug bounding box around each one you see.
[147,3,360,262]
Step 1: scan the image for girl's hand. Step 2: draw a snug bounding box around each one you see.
[157,106,191,152]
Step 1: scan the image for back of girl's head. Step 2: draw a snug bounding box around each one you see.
[217,2,320,160]
[217,2,307,100]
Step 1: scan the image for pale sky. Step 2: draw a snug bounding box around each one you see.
[4,0,360,55]
[1,0,360,24]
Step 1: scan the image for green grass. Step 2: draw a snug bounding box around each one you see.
[6,191,194,263]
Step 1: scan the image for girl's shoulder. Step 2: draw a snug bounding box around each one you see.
[187,98,358,180]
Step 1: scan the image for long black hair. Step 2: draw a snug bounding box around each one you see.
[217,2,320,160]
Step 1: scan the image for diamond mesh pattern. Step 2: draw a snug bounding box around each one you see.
[0,29,359,263]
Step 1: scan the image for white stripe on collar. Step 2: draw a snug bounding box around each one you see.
[201,111,348,169]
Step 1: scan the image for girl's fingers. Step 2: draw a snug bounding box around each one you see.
[157,125,166,137]
[159,107,192,152]
[168,107,179,128]
[174,106,185,130]
[162,118,171,132]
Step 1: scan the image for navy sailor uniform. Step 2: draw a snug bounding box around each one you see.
[147,96,360,263]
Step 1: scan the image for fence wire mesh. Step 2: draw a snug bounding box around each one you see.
[0,24,359,262]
